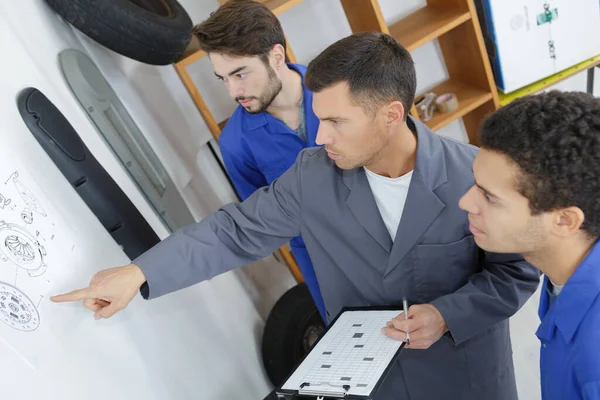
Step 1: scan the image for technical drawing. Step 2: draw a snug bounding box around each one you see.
[6,171,47,217]
[0,193,10,209]
[21,208,33,224]
[0,221,47,277]
[0,281,40,331]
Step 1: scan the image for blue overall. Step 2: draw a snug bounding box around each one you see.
[536,240,600,400]
[218,63,326,322]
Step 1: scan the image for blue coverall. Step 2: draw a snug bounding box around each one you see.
[218,63,326,322]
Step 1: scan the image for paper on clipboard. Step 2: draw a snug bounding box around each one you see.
[280,309,405,398]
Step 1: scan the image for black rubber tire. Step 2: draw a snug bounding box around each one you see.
[262,283,326,388]
[45,0,193,65]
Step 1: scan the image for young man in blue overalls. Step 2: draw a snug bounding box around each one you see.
[459,90,600,400]
[192,0,326,321]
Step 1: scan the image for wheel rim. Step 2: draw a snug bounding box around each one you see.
[297,311,325,356]
[302,324,325,352]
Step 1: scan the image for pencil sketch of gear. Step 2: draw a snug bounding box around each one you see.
[0,281,40,331]
[12,172,47,217]
[0,221,47,277]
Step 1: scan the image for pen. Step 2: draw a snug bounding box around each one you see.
[402,297,410,345]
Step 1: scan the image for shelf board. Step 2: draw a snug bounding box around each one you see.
[179,49,207,67]
[221,0,303,15]
[262,0,304,15]
[419,79,493,131]
[389,6,471,52]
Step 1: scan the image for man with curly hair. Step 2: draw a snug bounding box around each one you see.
[459,90,600,400]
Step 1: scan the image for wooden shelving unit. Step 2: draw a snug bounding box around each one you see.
[174,0,306,283]
[424,80,492,131]
[340,0,499,144]
[388,7,471,52]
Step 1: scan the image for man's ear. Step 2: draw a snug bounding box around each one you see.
[386,101,405,126]
[553,206,585,237]
[270,44,286,69]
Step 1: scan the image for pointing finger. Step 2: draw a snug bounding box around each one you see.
[50,287,95,303]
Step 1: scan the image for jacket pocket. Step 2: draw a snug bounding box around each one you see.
[413,235,479,300]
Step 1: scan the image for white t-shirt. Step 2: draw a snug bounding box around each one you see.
[549,279,564,296]
[364,167,414,242]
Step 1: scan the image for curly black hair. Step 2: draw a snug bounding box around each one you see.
[479,90,600,239]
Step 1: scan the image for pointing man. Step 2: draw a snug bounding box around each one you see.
[52,32,539,399]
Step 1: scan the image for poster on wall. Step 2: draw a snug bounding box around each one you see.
[0,151,76,369]
[479,0,600,93]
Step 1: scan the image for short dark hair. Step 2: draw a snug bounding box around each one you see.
[192,0,286,61]
[305,32,416,118]
[480,90,600,239]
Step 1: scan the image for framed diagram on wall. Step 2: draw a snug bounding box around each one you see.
[478,0,600,94]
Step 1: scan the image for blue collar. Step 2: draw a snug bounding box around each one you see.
[536,240,600,343]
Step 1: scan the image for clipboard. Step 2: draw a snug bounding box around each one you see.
[275,306,407,399]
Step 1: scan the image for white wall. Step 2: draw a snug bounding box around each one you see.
[0,2,283,399]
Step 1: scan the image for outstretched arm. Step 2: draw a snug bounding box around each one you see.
[50,150,306,317]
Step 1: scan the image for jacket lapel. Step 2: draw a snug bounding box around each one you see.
[385,170,444,275]
[343,168,393,254]
[385,117,447,275]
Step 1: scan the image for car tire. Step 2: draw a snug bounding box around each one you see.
[261,283,326,387]
[45,0,193,65]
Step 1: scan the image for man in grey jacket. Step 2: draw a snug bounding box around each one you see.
[51,32,539,399]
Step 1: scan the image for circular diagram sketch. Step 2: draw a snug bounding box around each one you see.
[12,174,47,217]
[0,222,47,277]
[0,281,40,331]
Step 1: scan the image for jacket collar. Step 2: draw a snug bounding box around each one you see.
[341,116,448,191]
[340,117,448,265]
[536,240,600,343]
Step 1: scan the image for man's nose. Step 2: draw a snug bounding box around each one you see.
[458,185,480,215]
[228,82,243,99]
[315,125,334,146]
